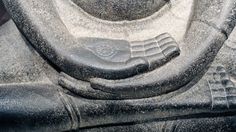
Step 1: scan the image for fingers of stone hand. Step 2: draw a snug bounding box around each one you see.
[125,57,149,73]
[159,38,177,50]
[131,44,144,52]
[131,41,161,58]
[131,50,145,57]
[131,44,165,70]
[144,42,158,50]
[130,37,157,54]
[162,45,180,60]
[155,33,172,42]
[129,33,180,71]
[156,35,180,60]
[130,33,177,55]
[144,45,161,56]
[155,33,179,49]
[131,37,156,47]
[145,53,165,70]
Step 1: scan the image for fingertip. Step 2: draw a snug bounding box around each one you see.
[127,57,149,72]
[90,77,117,91]
[162,46,180,59]
[89,78,102,89]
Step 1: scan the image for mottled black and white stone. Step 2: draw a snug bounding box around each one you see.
[0,0,236,131]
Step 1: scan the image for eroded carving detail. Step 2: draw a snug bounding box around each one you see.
[207,65,236,110]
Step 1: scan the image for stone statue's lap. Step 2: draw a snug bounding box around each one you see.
[1,0,236,131]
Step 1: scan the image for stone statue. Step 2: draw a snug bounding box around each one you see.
[0,0,236,131]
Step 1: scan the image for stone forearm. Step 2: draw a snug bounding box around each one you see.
[0,84,75,131]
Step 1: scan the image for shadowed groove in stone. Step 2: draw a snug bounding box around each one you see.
[71,0,169,21]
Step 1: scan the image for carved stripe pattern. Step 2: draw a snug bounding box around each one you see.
[207,65,236,110]
[130,33,179,66]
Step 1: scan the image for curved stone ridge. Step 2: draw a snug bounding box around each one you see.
[89,0,236,99]
[1,0,236,131]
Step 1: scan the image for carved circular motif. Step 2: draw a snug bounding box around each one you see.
[95,44,117,57]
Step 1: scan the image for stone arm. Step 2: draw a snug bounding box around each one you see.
[63,34,179,80]
[1,0,236,131]
[0,84,73,131]
[1,81,236,131]
[3,0,179,81]
[89,0,236,99]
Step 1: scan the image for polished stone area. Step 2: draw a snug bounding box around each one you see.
[0,0,236,131]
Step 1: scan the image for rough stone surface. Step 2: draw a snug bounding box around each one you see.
[0,0,236,131]
[71,0,168,21]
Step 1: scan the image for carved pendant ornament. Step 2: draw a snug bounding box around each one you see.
[0,0,236,131]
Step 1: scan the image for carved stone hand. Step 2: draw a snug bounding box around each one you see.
[65,33,179,80]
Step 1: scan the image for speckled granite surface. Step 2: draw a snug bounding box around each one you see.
[0,0,236,131]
